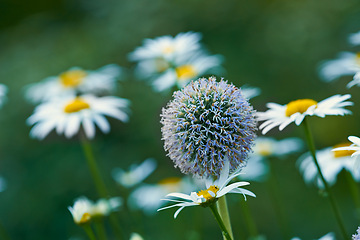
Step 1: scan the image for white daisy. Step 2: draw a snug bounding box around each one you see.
[241,86,261,99]
[332,136,360,162]
[240,138,303,181]
[112,158,157,188]
[151,53,223,92]
[68,197,93,225]
[298,143,360,188]
[0,84,8,108]
[291,232,335,240]
[25,64,122,103]
[129,32,202,62]
[128,177,194,215]
[130,233,144,240]
[68,196,122,224]
[27,94,130,140]
[158,160,255,218]
[319,52,360,83]
[349,31,360,46]
[257,94,353,134]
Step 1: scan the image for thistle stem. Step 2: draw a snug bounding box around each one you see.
[217,196,234,240]
[79,135,124,240]
[82,224,97,240]
[210,203,233,240]
[302,118,348,239]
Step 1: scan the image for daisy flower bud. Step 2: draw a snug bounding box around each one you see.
[161,76,257,178]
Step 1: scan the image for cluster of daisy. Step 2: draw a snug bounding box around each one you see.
[25,64,130,140]
[68,196,122,225]
[129,32,224,92]
[319,30,360,88]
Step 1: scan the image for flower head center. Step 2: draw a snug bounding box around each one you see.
[79,212,91,224]
[59,69,87,88]
[197,185,219,201]
[162,46,174,54]
[64,98,90,113]
[158,177,182,185]
[356,52,360,66]
[332,143,355,158]
[175,65,197,80]
[285,99,317,117]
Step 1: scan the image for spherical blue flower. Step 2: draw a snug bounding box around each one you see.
[353,226,360,240]
[161,76,257,178]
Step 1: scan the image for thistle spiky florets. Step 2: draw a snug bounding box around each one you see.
[161,76,257,178]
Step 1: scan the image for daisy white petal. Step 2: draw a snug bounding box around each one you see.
[257,95,352,134]
[0,84,8,108]
[27,94,130,140]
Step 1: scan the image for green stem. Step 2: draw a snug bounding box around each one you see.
[302,118,348,239]
[239,199,258,238]
[82,224,97,240]
[344,171,360,218]
[94,219,108,240]
[79,136,124,239]
[80,136,108,198]
[210,203,233,240]
[216,196,234,240]
[267,158,292,239]
[0,221,11,240]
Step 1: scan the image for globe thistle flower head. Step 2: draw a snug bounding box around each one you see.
[353,226,360,240]
[161,76,257,178]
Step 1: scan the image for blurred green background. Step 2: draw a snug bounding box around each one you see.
[1,0,360,239]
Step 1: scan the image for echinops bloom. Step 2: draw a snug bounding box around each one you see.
[257,94,353,134]
[68,196,122,225]
[0,84,8,108]
[158,160,255,218]
[353,226,360,240]
[27,94,130,140]
[25,64,121,103]
[298,143,360,188]
[161,76,257,178]
[112,158,157,188]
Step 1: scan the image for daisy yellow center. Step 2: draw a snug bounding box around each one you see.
[64,98,90,113]
[356,52,360,66]
[158,177,182,185]
[79,212,91,224]
[332,143,355,158]
[162,46,174,54]
[59,69,87,88]
[285,99,318,117]
[175,65,197,80]
[197,185,219,201]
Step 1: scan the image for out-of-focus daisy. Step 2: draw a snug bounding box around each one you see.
[25,64,122,103]
[158,160,255,218]
[319,52,360,84]
[333,136,360,161]
[291,232,335,240]
[129,177,194,215]
[241,86,261,100]
[257,94,353,134]
[0,176,7,192]
[130,233,144,240]
[151,53,223,92]
[129,32,202,62]
[298,143,360,188]
[112,158,157,188]
[240,137,303,181]
[68,196,122,224]
[349,31,360,46]
[253,137,303,158]
[0,84,8,108]
[27,94,130,140]
[353,226,360,240]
